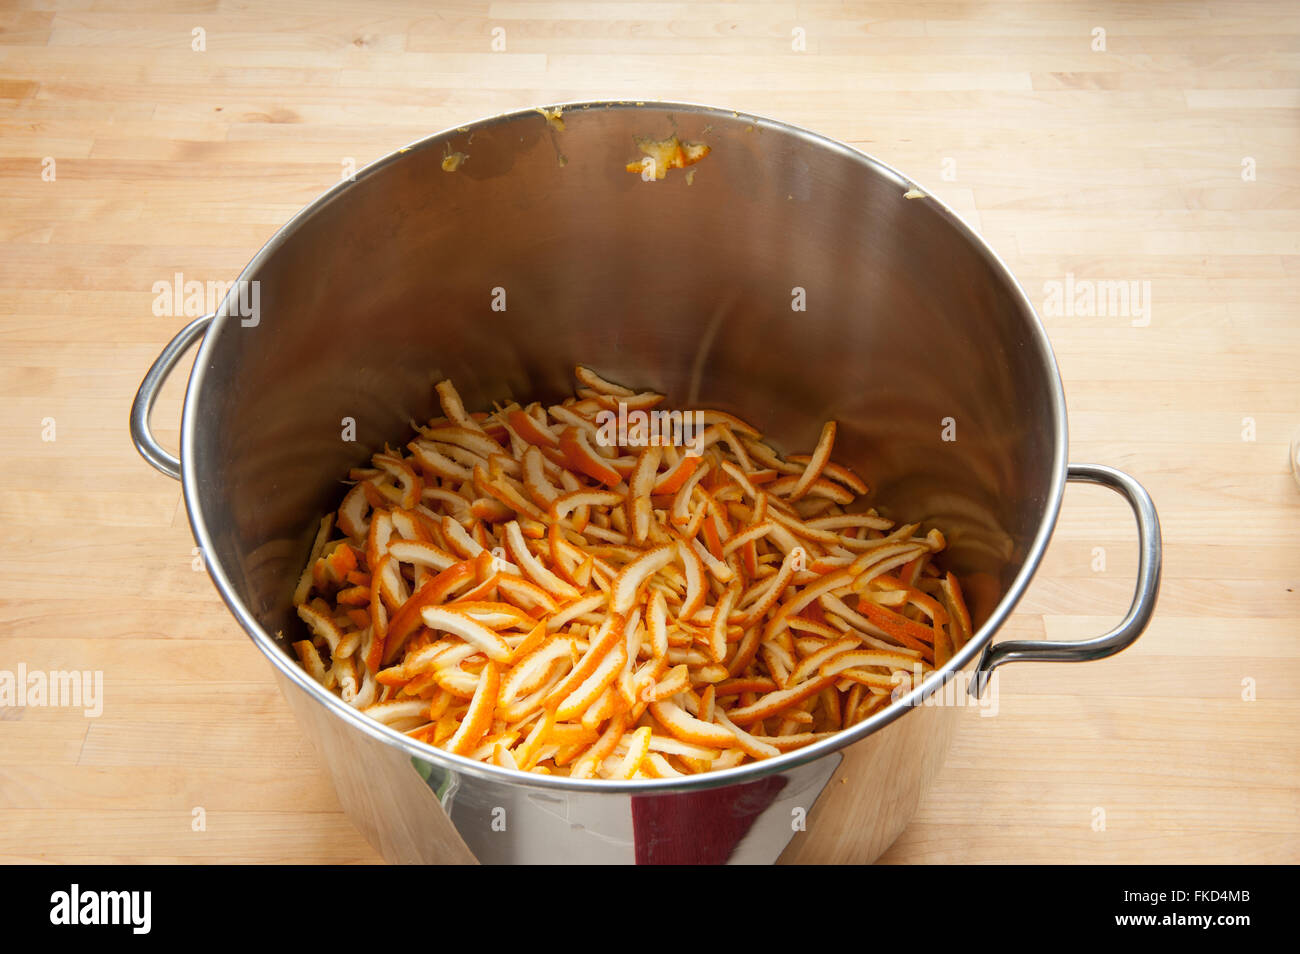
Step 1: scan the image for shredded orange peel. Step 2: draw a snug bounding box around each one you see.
[291,368,971,779]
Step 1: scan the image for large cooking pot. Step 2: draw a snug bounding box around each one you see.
[130,102,1160,864]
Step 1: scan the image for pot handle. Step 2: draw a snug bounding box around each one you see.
[974,462,1161,692]
[129,314,213,480]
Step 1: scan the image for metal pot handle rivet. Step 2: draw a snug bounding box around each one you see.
[974,462,1162,693]
[129,313,214,481]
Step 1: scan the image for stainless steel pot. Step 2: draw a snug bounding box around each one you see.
[130,101,1161,864]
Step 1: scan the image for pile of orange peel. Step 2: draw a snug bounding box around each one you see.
[292,367,971,779]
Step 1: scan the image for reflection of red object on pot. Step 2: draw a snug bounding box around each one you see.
[632,776,788,865]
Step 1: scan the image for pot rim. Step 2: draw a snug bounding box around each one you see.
[180,99,1069,794]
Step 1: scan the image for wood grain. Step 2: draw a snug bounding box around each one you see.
[1,0,1296,864]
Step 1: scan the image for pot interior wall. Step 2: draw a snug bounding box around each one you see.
[186,104,1060,652]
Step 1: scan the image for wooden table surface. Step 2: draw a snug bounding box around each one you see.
[1,0,1297,864]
